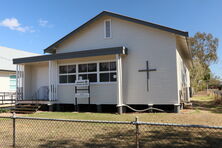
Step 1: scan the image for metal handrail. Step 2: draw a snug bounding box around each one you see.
[0,92,16,105]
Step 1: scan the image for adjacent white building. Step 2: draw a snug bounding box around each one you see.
[0,46,39,92]
[13,11,192,113]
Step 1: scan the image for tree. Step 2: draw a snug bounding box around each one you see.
[208,74,222,89]
[190,59,208,91]
[189,32,219,91]
[190,32,219,66]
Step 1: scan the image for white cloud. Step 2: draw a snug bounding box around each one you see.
[38,18,53,28]
[0,18,35,32]
[38,19,48,27]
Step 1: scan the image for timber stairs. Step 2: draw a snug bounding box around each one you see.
[11,104,41,114]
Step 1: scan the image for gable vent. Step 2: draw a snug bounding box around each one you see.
[104,19,111,38]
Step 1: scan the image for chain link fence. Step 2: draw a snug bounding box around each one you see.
[0,115,222,148]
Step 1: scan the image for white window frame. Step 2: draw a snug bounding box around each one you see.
[58,60,117,85]
[58,65,77,84]
[99,61,117,82]
[78,63,98,82]
[104,19,112,38]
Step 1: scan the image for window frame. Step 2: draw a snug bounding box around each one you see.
[58,60,117,85]
[104,19,112,39]
[9,74,16,91]
[78,63,98,83]
[99,61,117,82]
[59,65,77,84]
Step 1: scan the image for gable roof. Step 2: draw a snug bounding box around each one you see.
[44,11,189,53]
[0,46,40,71]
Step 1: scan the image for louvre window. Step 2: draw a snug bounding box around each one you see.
[104,19,111,38]
[9,75,16,91]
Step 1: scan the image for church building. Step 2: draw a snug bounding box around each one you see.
[13,11,192,113]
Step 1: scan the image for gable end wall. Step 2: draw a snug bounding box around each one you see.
[54,16,179,105]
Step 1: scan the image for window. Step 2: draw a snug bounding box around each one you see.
[104,19,111,38]
[99,62,117,82]
[78,63,97,82]
[59,61,117,84]
[9,75,16,91]
[59,65,76,84]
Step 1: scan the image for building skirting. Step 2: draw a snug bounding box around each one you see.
[27,104,181,113]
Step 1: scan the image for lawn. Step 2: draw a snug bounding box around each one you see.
[1,92,222,126]
[0,92,222,147]
[0,93,210,127]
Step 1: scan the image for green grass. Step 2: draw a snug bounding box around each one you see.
[191,95,213,101]
[23,111,170,122]
[191,94,222,114]
[0,108,10,113]
[19,93,222,124]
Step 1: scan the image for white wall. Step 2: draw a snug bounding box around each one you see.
[24,65,32,98]
[55,16,179,105]
[176,49,190,103]
[56,55,117,104]
[23,62,49,99]
[57,84,117,104]
[0,71,16,92]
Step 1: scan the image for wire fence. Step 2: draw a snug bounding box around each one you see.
[212,90,222,101]
[0,115,222,148]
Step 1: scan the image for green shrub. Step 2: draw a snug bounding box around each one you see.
[0,108,10,113]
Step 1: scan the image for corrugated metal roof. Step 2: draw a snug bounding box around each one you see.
[0,46,40,71]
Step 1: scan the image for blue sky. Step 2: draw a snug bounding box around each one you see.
[0,0,221,77]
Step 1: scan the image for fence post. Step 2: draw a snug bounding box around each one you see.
[135,117,140,148]
[12,112,16,148]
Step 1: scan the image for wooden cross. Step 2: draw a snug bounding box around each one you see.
[138,60,157,91]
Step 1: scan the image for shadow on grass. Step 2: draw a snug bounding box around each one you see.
[37,127,222,148]
[192,99,222,113]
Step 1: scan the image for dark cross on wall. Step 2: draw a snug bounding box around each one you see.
[138,60,157,91]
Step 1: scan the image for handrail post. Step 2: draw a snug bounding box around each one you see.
[12,112,16,148]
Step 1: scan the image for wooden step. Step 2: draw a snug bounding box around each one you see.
[15,104,39,108]
[11,110,36,114]
[11,103,41,114]
[13,108,38,111]
[15,106,39,109]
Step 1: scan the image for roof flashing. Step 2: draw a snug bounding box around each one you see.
[14,47,127,64]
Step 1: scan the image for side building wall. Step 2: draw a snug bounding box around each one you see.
[0,71,16,92]
[176,49,190,103]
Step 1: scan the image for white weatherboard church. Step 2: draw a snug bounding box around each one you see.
[13,11,192,113]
